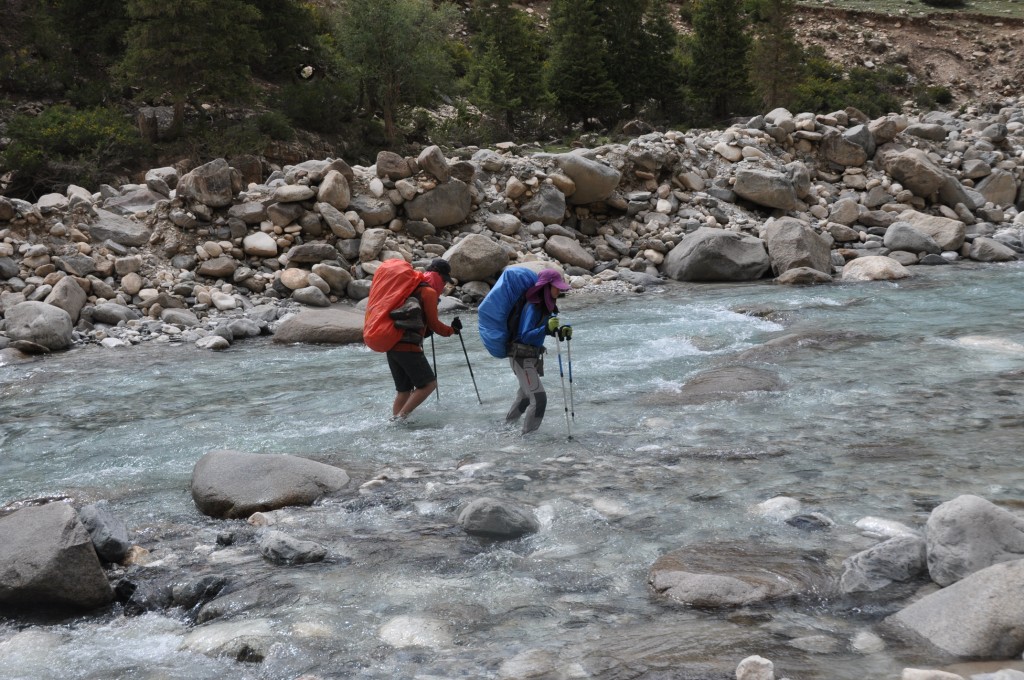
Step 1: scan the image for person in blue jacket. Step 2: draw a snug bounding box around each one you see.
[505,269,570,434]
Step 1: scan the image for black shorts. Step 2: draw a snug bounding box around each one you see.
[386,350,436,392]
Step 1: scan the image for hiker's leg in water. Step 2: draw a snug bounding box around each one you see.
[506,357,530,422]
[511,356,546,433]
[392,391,411,417]
[397,380,436,418]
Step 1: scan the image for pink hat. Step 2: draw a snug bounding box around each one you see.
[537,269,570,290]
[525,269,569,311]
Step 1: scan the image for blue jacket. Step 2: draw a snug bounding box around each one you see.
[512,301,553,348]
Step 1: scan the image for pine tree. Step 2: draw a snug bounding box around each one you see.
[340,0,457,143]
[748,0,804,111]
[466,0,546,132]
[688,0,752,122]
[546,0,620,128]
[595,0,647,114]
[115,0,262,139]
[640,0,686,119]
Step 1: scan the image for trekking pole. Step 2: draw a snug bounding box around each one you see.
[566,331,575,422]
[555,335,572,441]
[458,332,483,404]
[430,334,439,401]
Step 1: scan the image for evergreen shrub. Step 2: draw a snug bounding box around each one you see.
[1,105,147,198]
[255,111,295,141]
[274,80,355,134]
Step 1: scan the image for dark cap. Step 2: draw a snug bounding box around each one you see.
[426,258,453,283]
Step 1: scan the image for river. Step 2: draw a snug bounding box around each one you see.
[2,262,1023,679]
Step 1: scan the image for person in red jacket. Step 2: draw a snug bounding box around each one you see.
[388,259,462,421]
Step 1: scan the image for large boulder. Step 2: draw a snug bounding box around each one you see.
[970,237,1018,262]
[44,276,88,324]
[442,233,509,282]
[102,188,167,217]
[925,495,1024,587]
[820,128,868,167]
[317,202,358,239]
[404,179,472,228]
[54,253,97,278]
[544,235,596,270]
[762,217,832,276]
[190,449,350,519]
[87,209,152,247]
[350,194,397,227]
[841,256,910,282]
[519,184,566,225]
[4,301,73,350]
[0,502,114,611]
[882,222,941,255]
[175,158,241,209]
[662,227,770,282]
[733,167,799,211]
[417,145,450,183]
[272,307,364,344]
[553,153,622,205]
[897,210,966,251]
[317,169,351,211]
[876,147,948,198]
[885,559,1024,659]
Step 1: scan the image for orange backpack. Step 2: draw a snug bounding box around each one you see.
[363,259,426,352]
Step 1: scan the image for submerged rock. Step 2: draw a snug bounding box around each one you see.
[649,541,833,608]
[190,449,350,519]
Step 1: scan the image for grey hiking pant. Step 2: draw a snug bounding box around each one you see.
[506,354,546,434]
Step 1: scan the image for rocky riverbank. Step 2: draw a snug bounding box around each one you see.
[2,99,1024,363]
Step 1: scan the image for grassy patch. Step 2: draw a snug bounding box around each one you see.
[797,0,1024,20]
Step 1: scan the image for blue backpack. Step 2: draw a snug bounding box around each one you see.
[478,267,538,358]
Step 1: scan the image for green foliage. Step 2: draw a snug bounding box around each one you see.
[339,0,458,143]
[50,0,129,74]
[184,118,269,160]
[114,0,263,136]
[254,111,295,141]
[791,47,904,117]
[678,0,696,24]
[687,0,753,122]
[638,0,687,119]
[546,0,621,127]
[1,105,148,198]
[0,3,74,98]
[464,0,546,133]
[247,0,330,81]
[273,77,358,134]
[915,84,954,108]
[747,0,804,111]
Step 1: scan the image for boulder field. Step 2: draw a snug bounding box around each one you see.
[2,101,1023,361]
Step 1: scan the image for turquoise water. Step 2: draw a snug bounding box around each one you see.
[2,262,1023,679]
